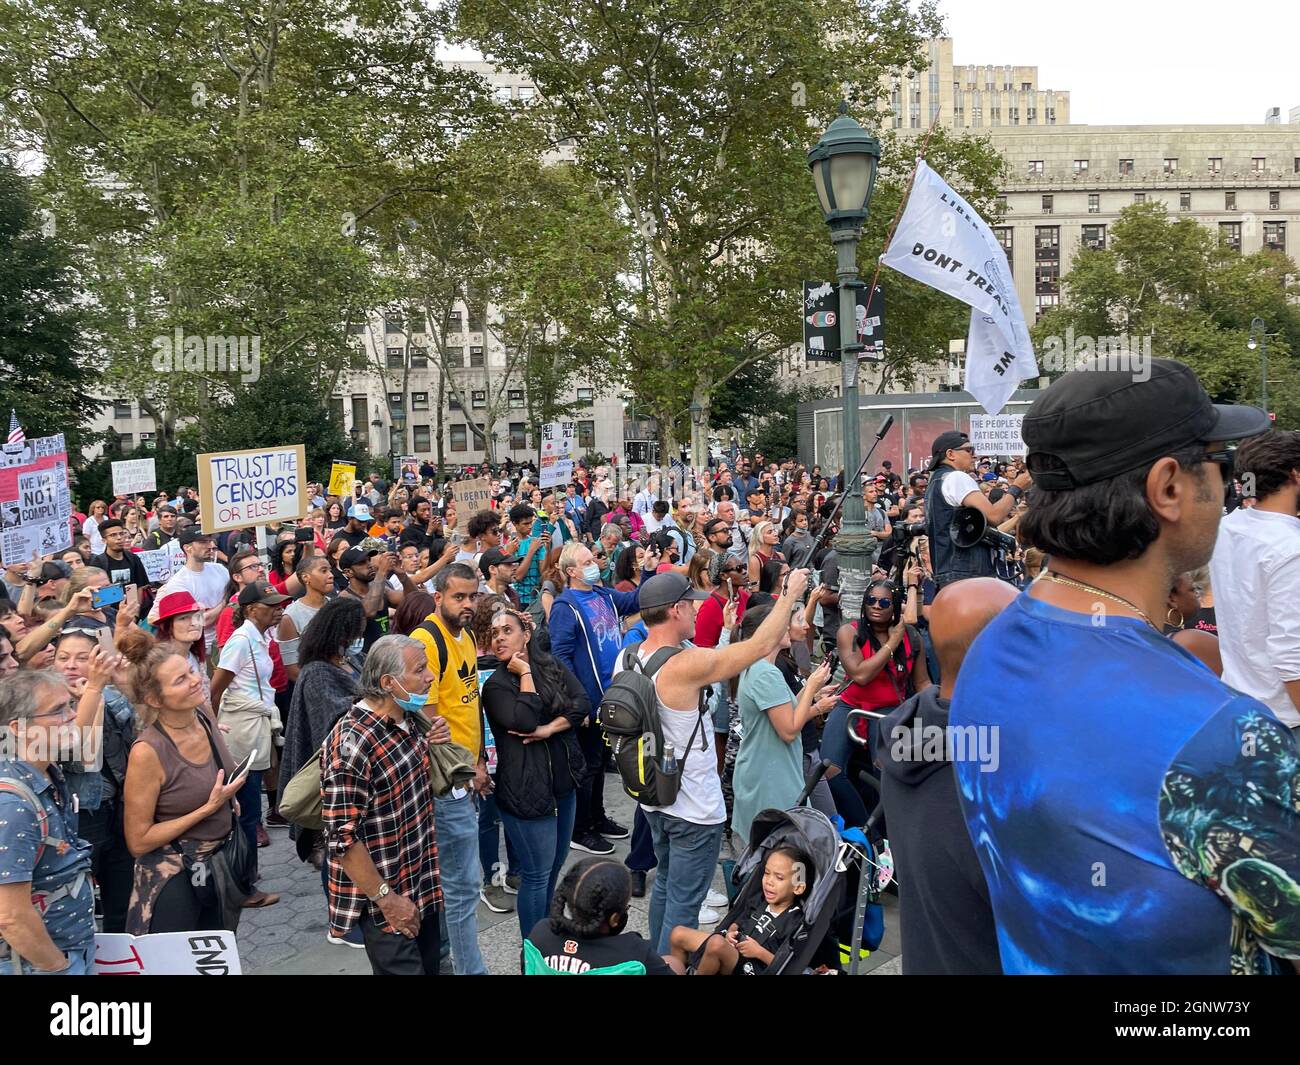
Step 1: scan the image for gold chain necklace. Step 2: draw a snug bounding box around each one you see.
[1042,571,1159,632]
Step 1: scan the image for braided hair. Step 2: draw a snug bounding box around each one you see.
[856,578,912,697]
[549,857,632,939]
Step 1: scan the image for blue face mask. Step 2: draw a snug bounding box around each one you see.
[346,638,364,658]
[390,679,430,714]
[581,562,602,585]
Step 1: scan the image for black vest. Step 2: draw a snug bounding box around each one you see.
[925,464,996,589]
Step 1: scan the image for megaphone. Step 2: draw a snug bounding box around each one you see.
[950,506,1018,553]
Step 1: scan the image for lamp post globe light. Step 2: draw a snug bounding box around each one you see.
[807,102,881,622]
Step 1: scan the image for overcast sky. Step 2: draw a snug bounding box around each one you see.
[942,0,1300,125]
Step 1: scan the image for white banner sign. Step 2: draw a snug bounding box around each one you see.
[93,930,241,975]
[882,159,1038,415]
[969,414,1026,456]
[137,539,184,583]
[196,444,307,534]
[112,457,157,497]
[539,421,575,489]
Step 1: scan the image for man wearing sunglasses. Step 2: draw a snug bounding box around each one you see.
[951,358,1280,974]
[924,430,1032,591]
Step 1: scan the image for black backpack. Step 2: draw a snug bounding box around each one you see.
[598,642,707,808]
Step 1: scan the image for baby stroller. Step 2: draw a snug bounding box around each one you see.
[702,804,846,974]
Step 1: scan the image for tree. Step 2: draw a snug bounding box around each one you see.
[71,442,198,508]
[450,0,1003,458]
[0,158,101,457]
[1032,201,1300,427]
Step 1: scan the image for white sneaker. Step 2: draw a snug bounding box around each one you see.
[705,889,728,909]
[326,933,365,950]
[697,905,720,925]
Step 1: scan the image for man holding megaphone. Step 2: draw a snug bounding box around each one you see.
[924,431,1032,590]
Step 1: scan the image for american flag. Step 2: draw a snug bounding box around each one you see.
[6,410,23,446]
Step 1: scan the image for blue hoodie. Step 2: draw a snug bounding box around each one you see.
[549,584,641,718]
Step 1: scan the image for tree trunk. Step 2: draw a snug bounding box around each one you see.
[435,369,445,481]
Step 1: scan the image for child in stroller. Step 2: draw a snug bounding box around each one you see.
[666,845,813,974]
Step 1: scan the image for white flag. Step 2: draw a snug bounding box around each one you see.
[881,160,1038,414]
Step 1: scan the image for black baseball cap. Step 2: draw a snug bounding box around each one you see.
[931,430,970,463]
[637,572,710,611]
[237,580,290,607]
[178,527,215,545]
[1023,358,1271,490]
[478,547,518,579]
[339,547,378,569]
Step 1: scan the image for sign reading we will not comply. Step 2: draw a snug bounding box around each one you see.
[196,444,307,533]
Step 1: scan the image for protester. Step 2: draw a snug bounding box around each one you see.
[321,635,450,974]
[152,528,229,653]
[278,555,335,682]
[954,359,1285,973]
[88,517,150,588]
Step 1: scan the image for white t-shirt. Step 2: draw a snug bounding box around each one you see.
[153,562,230,651]
[612,643,725,826]
[940,469,981,508]
[218,619,277,707]
[1210,506,1300,727]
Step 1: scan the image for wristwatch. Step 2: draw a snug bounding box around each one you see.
[367,881,391,903]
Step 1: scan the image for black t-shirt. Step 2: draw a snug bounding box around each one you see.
[525,921,674,975]
[90,550,149,589]
[332,527,369,550]
[734,902,804,974]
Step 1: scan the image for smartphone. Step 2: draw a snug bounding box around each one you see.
[824,650,840,676]
[92,583,125,609]
[229,749,257,783]
[95,626,116,655]
[124,584,139,610]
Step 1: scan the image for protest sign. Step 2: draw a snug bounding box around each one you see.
[400,456,418,485]
[137,539,184,583]
[0,433,71,564]
[452,477,492,513]
[327,460,356,497]
[196,444,307,534]
[969,414,1026,456]
[93,930,242,975]
[539,421,575,489]
[112,457,157,496]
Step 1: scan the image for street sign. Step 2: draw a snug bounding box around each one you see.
[802,281,885,363]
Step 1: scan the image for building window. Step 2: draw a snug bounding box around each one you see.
[140,432,156,449]
[118,433,133,450]
[386,347,404,368]
[330,396,346,426]
[990,106,1000,123]
[1219,222,1242,252]
[1046,107,1055,125]
[1035,262,1060,293]
[1226,191,1237,211]
[1034,293,1059,320]
[1021,81,1032,91]
[469,346,484,368]
[1295,157,1300,174]
[113,398,133,419]
[509,423,527,450]
[383,315,403,335]
[1264,221,1286,253]
[1134,192,1146,203]
[445,345,464,367]
[1034,226,1060,258]
[1180,192,1191,211]
[1026,107,1036,124]
[351,395,367,433]
[448,394,463,412]
[576,387,594,404]
[412,426,430,451]
[517,86,535,102]
[1042,194,1053,213]
[1009,106,1019,125]
[996,194,1008,214]
[1119,159,1134,175]
[471,390,486,410]
[994,227,1013,273]
[508,389,524,409]
[1270,190,1280,210]
[578,420,596,451]
[1088,193,1100,213]
[411,392,429,411]
[450,424,468,452]
[1209,157,1222,174]
[1028,159,1044,175]
[1081,224,1106,250]
[387,392,404,414]
[1252,157,1266,175]
[409,343,428,369]
[1073,159,1089,175]
[446,309,462,331]
[1163,158,1178,175]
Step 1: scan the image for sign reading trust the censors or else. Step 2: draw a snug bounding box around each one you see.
[196,444,307,533]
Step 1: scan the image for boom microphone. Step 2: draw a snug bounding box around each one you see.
[876,416,894,440]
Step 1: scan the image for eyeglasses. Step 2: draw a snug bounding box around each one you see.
[866,596,893,608]
[953,445,975,455]
[1205,447,1235,486]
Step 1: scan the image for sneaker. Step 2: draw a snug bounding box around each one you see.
[697,905,720,925]
[327,929,365,949]
[255,824,270,848]
[594,816,629,840]
[480,864,515,913]
[630,870,648,898]
[570,831,615,855]
[265,809,290,828]
[705,889,728,909]
[504,873,520,895]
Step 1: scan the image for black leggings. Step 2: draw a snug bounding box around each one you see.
[148,870,224,933]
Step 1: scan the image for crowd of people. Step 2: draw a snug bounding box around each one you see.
[3,356,1299,975]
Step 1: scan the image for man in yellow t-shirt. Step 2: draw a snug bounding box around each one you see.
[410,561,488,974]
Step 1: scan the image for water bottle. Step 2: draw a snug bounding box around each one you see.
[661,743,677,777]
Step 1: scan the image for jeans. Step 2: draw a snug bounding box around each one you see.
[236,769,263,875]
[572,721,607,836]
[13,944,94,976]
[644,810,724,954]
[433,791,487,975]
[625,807,657,873]
[478,792,518,881]
[499,791,577,938]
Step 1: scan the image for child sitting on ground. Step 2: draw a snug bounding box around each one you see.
[667,845,812,974]
[523,856,675,975]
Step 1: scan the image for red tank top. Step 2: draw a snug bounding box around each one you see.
[840,620,916,727]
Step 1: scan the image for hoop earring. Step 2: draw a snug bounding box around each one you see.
[1166,607,1184,630]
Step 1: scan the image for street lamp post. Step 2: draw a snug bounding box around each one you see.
[808,103,881,623]
[688,400,706,473]
[389,408,407,480]
[1247,317,1270,417]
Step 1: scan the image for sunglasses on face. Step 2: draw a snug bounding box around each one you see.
[1205,447,1235,486]
[866,596,893,608]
